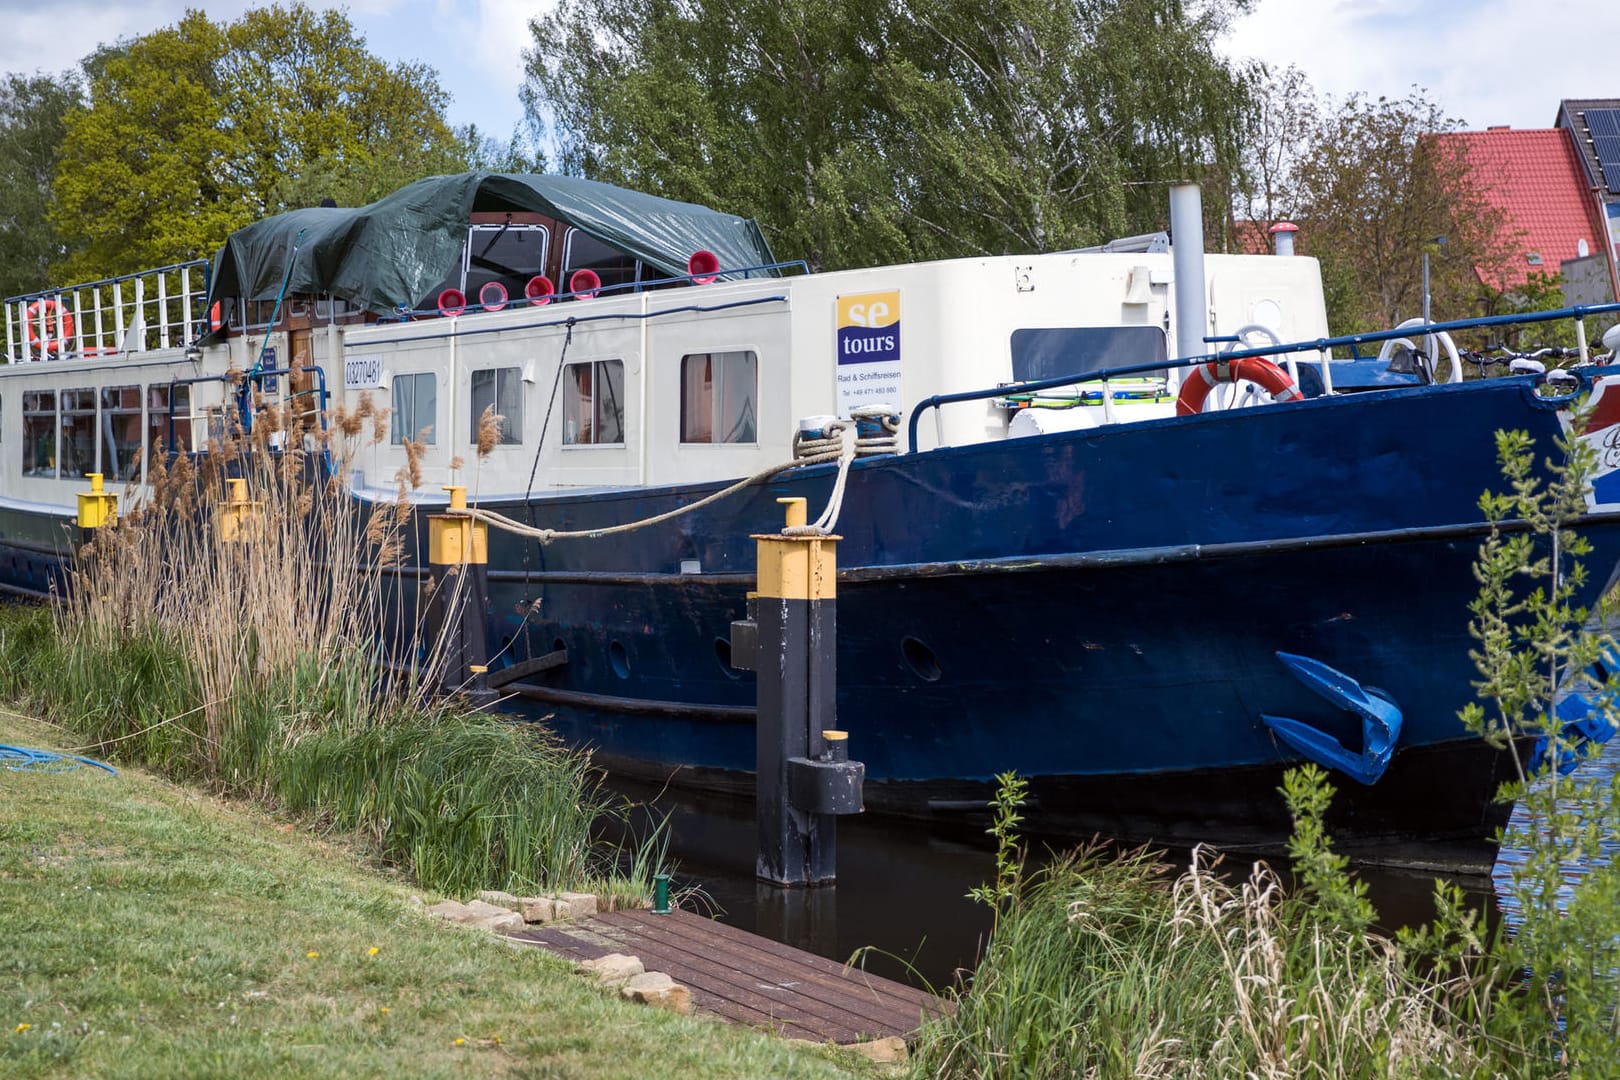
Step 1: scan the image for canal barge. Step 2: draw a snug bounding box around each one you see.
[6,171,1620,849]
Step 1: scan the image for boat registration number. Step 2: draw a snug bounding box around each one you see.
[345,355,383,389]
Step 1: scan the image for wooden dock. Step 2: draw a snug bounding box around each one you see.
[511,908,948,1044]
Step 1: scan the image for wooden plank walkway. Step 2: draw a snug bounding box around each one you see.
[511,909,948,1044]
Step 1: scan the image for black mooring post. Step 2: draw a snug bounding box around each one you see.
[732,496,864,887]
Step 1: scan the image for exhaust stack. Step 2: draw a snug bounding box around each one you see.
[1169,184,1207,359]
[1270,221,1299,257]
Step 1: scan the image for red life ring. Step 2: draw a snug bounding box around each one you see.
[25,299,75,356]
[1175,357,1302,416]
[208,300,225,332]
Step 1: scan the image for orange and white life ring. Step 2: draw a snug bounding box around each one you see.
[1176,357,1301,416]
[208,300,225,332]
[26,299,75,356]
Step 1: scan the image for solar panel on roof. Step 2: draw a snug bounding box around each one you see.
[1587,109,1620,138]
[1591,111,1620,194]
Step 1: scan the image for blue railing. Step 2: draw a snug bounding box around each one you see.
[908,302,1620,452]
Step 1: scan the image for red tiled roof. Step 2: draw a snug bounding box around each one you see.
[1435,128,1605,291]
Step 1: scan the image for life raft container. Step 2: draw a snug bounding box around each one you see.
[25,299,75,356]
[1175,357,1302,416]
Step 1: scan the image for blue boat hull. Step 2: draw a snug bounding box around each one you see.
[449,376,1620,842]
[6,374,1618,845]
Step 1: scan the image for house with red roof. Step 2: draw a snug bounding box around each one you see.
[1434,124,1616,303]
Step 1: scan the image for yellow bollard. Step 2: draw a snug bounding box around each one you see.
[216,478,260,543]
[76,473,118,530]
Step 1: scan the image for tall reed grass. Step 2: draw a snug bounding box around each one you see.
[3,391,628,897]
[912,770,1498,1078]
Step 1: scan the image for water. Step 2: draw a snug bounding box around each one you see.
[604,776,1497,992]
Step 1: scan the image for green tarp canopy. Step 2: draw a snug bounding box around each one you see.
[204,172,778,317]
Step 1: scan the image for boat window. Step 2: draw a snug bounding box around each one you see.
[469,367,523,445]
[147,385,193,459]
[680,351,757,444]
[563,229,640,294]
[562,360,625,446]
[314,295,358,323]
[391,373,437,445]
[59,389,95,479]
[1009,327,1169,383]
[465,225,549,310]
[23,390,55,478]
[100,386,143,482]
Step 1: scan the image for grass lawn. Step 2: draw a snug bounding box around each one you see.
[0,711,866,1079]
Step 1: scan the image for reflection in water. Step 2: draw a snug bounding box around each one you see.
[604,776,1496,992]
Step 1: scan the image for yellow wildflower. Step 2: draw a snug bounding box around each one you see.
[454,1037,466,1047]
[368,946,379,957]
[306,951,319,959]
[14,1023,31,1034]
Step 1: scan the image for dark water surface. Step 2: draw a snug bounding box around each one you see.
[602,775,1497,992]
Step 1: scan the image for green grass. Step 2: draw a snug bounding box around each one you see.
[0,710,865,1079]
[0,603,626,899]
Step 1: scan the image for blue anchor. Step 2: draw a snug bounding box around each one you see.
[1261,652,1403,785]
[1528,643,1620,776]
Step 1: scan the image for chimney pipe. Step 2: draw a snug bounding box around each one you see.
[1269,221,1299,257]
[1170,184,1207,359]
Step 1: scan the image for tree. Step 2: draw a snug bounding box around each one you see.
[525,0,902,271]
[49,4,465,282]
[522,0,1258,270]
[886,0,1257,259]
[1237,82,1518,336]
[0,71,82,300]
[1233,64,1316,239]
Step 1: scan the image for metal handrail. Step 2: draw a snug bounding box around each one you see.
[907,301,1620,452]
[2,259,211,305]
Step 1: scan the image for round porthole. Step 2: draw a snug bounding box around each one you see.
[901,636,942,682]
[715,637,742,679]
[608,640,631,679]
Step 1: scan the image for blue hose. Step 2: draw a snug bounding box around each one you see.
[0,745,117,775]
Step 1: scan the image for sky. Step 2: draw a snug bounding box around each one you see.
[0,0,1613,143]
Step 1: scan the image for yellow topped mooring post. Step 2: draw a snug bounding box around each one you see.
[426,485,494,703]
[730,496,864,887]
[76,473,118,534]
[216,478,260,543]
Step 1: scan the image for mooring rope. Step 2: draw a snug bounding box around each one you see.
[453,405,901,545]
[453,451,841,543]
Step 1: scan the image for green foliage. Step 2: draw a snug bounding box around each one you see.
[0,71,81,300]
[48,4,465,282]
[1488,270,1578,350]
[523,0,1256,270]
[1446,418,1620,1074]
[967,770,1028,916]
[921,786,1489,1076]
[1237,80,1516,336]
[0,708,858,1079]
[275,711,607,897]
[1280,764,1375,933]
[0,602,615,899]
